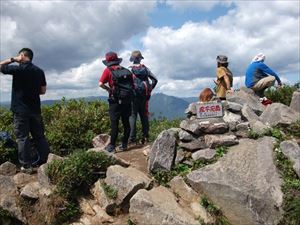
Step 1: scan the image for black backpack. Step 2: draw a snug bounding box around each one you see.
[109,66,134,102]
[131,65,152,99]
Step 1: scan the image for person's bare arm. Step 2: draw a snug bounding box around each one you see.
[99,81,111,94]
[40,86,47,95]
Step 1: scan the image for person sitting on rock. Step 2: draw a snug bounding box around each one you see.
[214,55,234,100]
[199,88,215,103]
[245,53,282,98]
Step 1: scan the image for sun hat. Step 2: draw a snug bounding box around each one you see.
[102,52,122,66]
[130,50,144,62]
[216,55,229,64]
[251,53,265,63]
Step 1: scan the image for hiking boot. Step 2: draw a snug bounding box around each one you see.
[118,143,128,151]
[21,165,33,174]
[105,144,115,153]
[128,139,138,147]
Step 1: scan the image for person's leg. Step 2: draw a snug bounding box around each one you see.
[139,98,149,142]
[121,103,131,147]
[29,113,50,165]
[129,99,138,142]
[108,103,120,148]
[252,76,275,97]
[13,113,31,167]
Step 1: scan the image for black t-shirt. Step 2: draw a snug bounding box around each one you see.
[1,62,46,114]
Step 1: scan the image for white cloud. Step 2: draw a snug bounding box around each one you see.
[165,0,232,11]
[138,0,299,97]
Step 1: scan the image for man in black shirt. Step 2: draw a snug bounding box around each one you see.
[0,48,49,172]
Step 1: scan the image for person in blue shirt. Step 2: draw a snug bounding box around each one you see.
[245,53,282,97]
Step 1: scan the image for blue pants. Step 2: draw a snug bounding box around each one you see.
[13,113,49,166]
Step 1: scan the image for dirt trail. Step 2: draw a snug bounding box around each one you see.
[115,144,150,174]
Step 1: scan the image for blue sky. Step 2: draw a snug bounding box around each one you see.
[0,0,299,102]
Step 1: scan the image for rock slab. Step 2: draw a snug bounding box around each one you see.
[187,137,283,225]
[129,186,198,225]
[280,140,300,178]
[148,129,177,172]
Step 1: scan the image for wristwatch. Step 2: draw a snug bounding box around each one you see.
[10,58,15,63]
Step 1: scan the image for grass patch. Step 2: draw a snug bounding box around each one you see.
[101,183,118,199]
[46,150,115,224]
[200,196,231,225]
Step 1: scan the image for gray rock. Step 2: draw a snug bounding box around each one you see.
[223,110,242,124]
[204,134,238,148]
[20,181,40,200]
[0,162,17,176]
[169,176,198,202]
[227,102,243,113]
[179,138,207,151]
[178,130,194,142]
[280,140,300,178]
[249,120,269,135]
[0,175,26,223]
[180,119,201,135]
[91,180,116,214]
[198,121,229,134]
[92,134,111,149]
[175,149,186,164]
[227,87,264,115]
[260,103,300,126]
[290,91,300,113]
[105,165,152,206]
[38,164,51,187]
[129,186,198,225]
[192,148,216,161]
[235,122,250,138]
[187,137,283,225]
[242,104,260,122]
[148,129,177,172]
[185,102,197,116]
[13,173,36,188]
[47,153,63,164]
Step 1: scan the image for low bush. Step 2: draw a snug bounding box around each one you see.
[265,83,299,106]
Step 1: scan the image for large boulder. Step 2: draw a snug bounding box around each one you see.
[129,186,198,225]
[180,119,201,135]
[192,148,216,161]
[198,121,229,134]
[280,140,300,178]
[241,104,260,122]
[0,175,26,223]
[290,91,300,113]
[92,134,110,149]
[178,130,194,142]
[148,129,177,172]
[187,137,283,225]
[227,87,264,115]
[104,165,152,207]
[260,103,300,126]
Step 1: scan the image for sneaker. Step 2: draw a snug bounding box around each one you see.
[21,165,33,174]
[260,97,272,106]
[141,137,149,145]
[128,139,138,147]
[118,143,127,151]
[105,144,115,153]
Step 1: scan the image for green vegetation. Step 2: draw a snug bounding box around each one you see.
[0,142,17,164]
[101,182,118,199]
[265,83,299,106]
[46,150,115,224]
[200,196,231,225]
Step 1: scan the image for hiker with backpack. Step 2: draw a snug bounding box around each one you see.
[214,55,233,100]
[129,50,158,145]
[245,53,282,99]
[0,48,50,173]
[99,52,134,152]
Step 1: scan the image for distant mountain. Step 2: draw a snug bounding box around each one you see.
[1,93,194,120]
[149,93,190,119]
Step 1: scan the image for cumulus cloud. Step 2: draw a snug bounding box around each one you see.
[139,0,299,96]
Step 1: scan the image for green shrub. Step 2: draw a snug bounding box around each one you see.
[265,84,298,106]
[0,107,13,133]
[43,99,110,155]
[47,150,115,199]
[148,118,181,142]
[0,143,17,164]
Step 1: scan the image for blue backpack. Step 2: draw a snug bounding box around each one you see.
[131,65,152,99]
